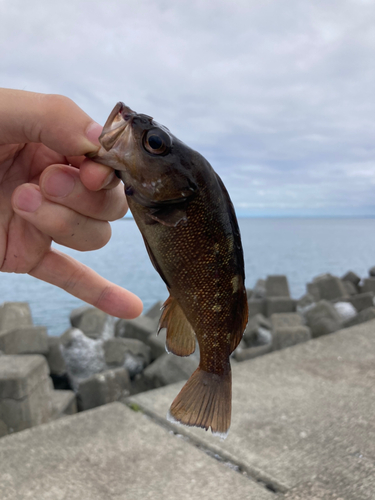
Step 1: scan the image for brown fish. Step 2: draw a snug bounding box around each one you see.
[89,103,248,437]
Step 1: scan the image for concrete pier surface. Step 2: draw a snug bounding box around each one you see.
[1,320,375,499]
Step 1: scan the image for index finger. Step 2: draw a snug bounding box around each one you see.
[29,248,143,319]
[0,88,101,156]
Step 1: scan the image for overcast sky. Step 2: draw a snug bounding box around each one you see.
[1,0,374,216]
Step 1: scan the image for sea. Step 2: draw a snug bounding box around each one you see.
[1,217,375,336]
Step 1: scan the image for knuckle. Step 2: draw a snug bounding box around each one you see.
[42,93,74,112]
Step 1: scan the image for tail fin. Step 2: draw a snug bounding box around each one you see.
[167,366,231,438]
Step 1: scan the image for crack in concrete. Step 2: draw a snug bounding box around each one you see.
[125,400,287,495]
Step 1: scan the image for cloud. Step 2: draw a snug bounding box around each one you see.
[1,0,374,215]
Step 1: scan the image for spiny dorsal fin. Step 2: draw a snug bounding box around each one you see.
[159,295,196,357]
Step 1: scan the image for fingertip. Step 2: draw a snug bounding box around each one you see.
[12,184,42,213]
[85,122,103,148]
[98,286,143,319]
[125,293,144,319]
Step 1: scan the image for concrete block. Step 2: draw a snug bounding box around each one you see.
[342,279,358,295]
[0,302,33,332]
[369,266,375,277]
[360,278,375,294]
[0,354,49,399]
[78,368,131,411]
[115,315,157,342]
[103,337,151,377]
[45,336,66,376]
[296,293,315,313]
[343,306,375,328]
[0,326,48,355]
[266,275,290,297]
[312,274,347,301]
[0,355,52,437]
[144,300,163,321]
[271,313,303,329]
[233,343,272,362]
[341,270,361,286]
[272,326,311,351]
[252,278,266,298]
[304,300,342,338]
[348,292,374,312]
[142,353,198,389]
[51,390,77,419]
[246,288,253,299]
[70,306,115,340]
[306,282,320,301]
[248,298,266,317]
[266,297,296,317]
[243,314,271,346]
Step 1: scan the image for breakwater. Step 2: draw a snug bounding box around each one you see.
[1,266,375,438]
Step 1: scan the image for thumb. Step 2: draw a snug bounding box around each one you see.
[0,88,102,156]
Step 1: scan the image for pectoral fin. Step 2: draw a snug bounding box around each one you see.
[159,295,196,356]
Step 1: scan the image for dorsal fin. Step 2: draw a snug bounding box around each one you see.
[214,173,248,352]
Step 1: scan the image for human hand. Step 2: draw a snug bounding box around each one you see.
[0,88,143,318]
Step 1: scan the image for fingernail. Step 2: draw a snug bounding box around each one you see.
[101,170,115,189]
[44,170,75,198]
[14,187,42,212]
[86,122,103,147]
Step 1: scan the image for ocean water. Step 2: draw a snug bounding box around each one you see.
[1,217,375,336]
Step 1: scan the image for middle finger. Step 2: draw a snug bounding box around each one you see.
[39,164,127,221]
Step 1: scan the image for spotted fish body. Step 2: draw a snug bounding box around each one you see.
[89,103,248,436]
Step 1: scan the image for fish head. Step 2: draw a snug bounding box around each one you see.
[88,102,198,205]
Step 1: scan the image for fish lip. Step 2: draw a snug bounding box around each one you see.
[117,102,136,122]
[97,102,135,152]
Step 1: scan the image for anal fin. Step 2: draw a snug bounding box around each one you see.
[159,295,196,357]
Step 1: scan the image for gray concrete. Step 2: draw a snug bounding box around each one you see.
[51,389,77,419]
[312,273,348,301]
[0,355,53,436]
[77,367,131,411]
[0,403,273,500]
[265,275,290,297]
[248,298,267,317]
[45,336,66,376]
[129,320,375,499]
[115,315,157,342]
[70,306,115,340]
[0,302,33,331]
[348,291,374,312]
[266,297,296,316]
[233,343,272,361]
[0,326,48,354]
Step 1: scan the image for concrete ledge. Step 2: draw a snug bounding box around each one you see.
[0,403,273,500]
[129,320,375,498]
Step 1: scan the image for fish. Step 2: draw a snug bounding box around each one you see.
[88,102,248,437]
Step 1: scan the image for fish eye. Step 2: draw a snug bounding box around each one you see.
[143,129,170,155]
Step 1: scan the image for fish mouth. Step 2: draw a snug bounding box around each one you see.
[98,102,136,152]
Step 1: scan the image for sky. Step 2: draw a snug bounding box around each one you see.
[1,0,374,216]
